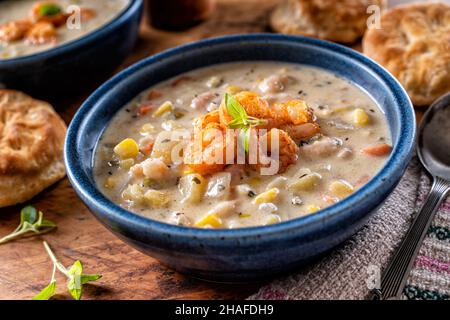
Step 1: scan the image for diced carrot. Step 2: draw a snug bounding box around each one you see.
[171,76,192,87]
[322,195,338,205]
[141,142,154,155]
[362,143,392,156]
[138,103,155,116]
[147,90,162,100]
[355,174,370,186]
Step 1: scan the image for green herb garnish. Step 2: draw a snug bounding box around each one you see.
[33,241,102,300]
[0,206,56,245]
[224,93,267,152]
[39,3,62,17]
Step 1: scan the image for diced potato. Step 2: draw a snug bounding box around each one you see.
[206,76,223,88]
[226,85,244,95]
[194,213,223,228]
[104,177,115,189]
[152,101,173,118]
[119,159,134,170]
[306,205,320,213]
[206,172,231,199]
[144,190,169,208]
[353,108,370,126]
[114,138,139,159]
[151,132,182,164]
[259,203,278,214]
[236,184,256,198]
[122,184,145,204]
[161,120,183,131]
[254,188,280,204]
[329,180,354,199]
[140,123,156,135]
[179,173,207,204]
[267,176,288,190]
[288,173,322,193]
[208,201,236,218]
[265,214,281,225]
[333,106,352,113]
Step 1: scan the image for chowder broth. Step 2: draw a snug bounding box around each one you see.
[0,0,129,59]
[95,62,392,229]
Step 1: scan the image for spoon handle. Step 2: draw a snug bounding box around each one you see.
[374,177,450,300]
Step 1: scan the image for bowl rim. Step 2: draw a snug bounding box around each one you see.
[65,33,416,240]
[0,0,142,65]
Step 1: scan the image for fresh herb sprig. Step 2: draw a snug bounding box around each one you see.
[39,3,62,17]
[33,241,102,300]
[0,206,56,245]
[224,93,267,152]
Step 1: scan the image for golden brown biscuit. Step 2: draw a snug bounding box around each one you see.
[363,2,450,106]
[0,90,66,207]
[271,0,387,43]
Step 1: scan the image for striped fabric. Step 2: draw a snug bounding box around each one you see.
[249,158,450,300]
[403,173,450,300]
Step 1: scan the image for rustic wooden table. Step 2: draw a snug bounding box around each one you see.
[0,0,423,300]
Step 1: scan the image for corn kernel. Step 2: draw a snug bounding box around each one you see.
[140,123,155,135]
[114,138,139,159]
[152,101,173,118]
[226,85,244,95]
[288,173,322,193]
[265,214,281,225]
[194,213,223,228]
[119,159,134,170]
[253,188,280,204]
[353,108,370,126]
[306,205,320,213]
[104,177,115,189]
[144,190,169,208]
[239,213,252,219]
[329,180,354,199]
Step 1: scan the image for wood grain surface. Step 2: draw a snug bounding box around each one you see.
[0,0,423,300]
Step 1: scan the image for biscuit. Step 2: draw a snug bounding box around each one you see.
[363,2,450,106]
[270,0,387,43]
[0,90,67,207]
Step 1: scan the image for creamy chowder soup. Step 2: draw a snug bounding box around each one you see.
[0,0,129,59]
[95,62,392,229]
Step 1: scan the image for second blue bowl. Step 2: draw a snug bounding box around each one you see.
[0,0,143,99]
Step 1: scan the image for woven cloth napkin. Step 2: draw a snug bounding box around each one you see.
[249,157,450,300]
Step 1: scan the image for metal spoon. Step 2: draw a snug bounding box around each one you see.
[374,92,450,300]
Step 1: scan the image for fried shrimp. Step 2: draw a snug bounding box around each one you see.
[185,92,320,175]
[251,128,300,174]
[25,21,57,45]
[0,19,33,43]
[30,2,68,27]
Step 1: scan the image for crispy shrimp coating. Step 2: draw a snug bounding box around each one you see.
[185,92,320,175]
[251,128,300,174]
[0,19,33,42]
[30,2,68,26]
[219,91,319,138]
[25,21,57,45]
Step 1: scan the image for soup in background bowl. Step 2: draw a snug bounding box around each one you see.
[0,0,142,98]
[0,0,130,60]
[65,35,415,281]
[94,62,392,229]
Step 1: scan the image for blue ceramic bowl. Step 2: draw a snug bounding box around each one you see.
[0,0,143,98]
[65,34,415,282]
